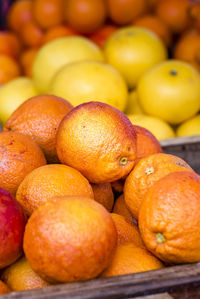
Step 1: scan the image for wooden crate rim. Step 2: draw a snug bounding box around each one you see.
[1,263,200,299]
[160,135,200,147]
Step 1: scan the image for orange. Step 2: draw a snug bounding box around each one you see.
[91,183,114,211]
[0,281,10,294]
[0,31,22,58]
[139,171,200,264]
[16,164,94,216]
[124,153,194,219]
[42,25,77,45]
[107,0,147,25]
[174,30,200,73]
[89,24,118,48]
[133,14,172,47]
[23,196,117,283]
[4,94,73,163]
[20,48,38,77]
[0,55,21,84]
[134,125,162,164]
[32,0,64,29]
[0,132,46,196]
[113,194,136,225]
[101,243,164,278]
[155,0,191,34]
[6,0,33,33]
[188,3,200,31]
[1,256,50,291]
[56,102,137,183]
[111,179,124,195]
[111,213,144,247]
[19,21,44,47]
[64,0,107,34]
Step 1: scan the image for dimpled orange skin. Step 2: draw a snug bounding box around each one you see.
[1,256,50,291]
[139,171,200,264]
[124,153,194,220]
[113,194,136,225]
[23,197,117,283]
[56,102,137,184]
[0,280,11,294]
[111,213,144,247]
[16,164,94,216]
[4,95,73,163]
[0,132,46,196]
[101,242,164,278]
[91,182,114,212]
[134,125,162,164]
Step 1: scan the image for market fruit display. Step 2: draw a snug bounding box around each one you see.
[0,0,200,295]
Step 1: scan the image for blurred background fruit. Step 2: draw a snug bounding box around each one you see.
[49,60,128,111]
[0,0,200,139]
[0,77,38,124]
[32,36,104,92]
[137,60,200,125]
[104,26,167,89]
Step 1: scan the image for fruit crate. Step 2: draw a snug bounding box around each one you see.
[1,135,200,299]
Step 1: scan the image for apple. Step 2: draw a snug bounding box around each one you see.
[0,188,26,269]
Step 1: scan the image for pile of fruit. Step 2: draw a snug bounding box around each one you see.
[0,97,200,294]
[0,0,200,140]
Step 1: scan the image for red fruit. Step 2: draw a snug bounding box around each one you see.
[0,188,26,269]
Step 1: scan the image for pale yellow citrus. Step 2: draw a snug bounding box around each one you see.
[137,60,200,125]
[49,60,128,111]
[104,26,167,89]
[127,114,175,140]
[32,36,104,93]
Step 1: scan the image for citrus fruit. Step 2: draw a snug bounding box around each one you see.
[32,0,64,29]
[155,0,191,34]
[137,60,200,125]
[56,101,137,183]
[0,132,46,196]
[23,196,117,283]
[49,60,128,111]
[134,125,162,164]
[16,164,94,216]
[0,54,21,84]
[4,94,73,163]
[0,188,26,269]
[133,14,172,47]
[125,90,144,115]
[111,213,144,247]
[124,153,194,219]
[19,21,44,47]
[101,243,164,278]
[64,0,107,34]
[139,171,200,263]
[104,26,167,88]
[0,31,22,58]
[111,179,124,195]
[42,25,77,45]
[113,194,136,225]
[32,36,104,93]
[0,77,38,124]
[174,30,200,73]
[1,256,50,291]
[20,48,38,77]
[0,281,10,294]
[6,0,33,33]
[89,24,118,48]
[127,114,175,140]
[107,0,147,25]
[176,114,200,137]
[91,182,114,212]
